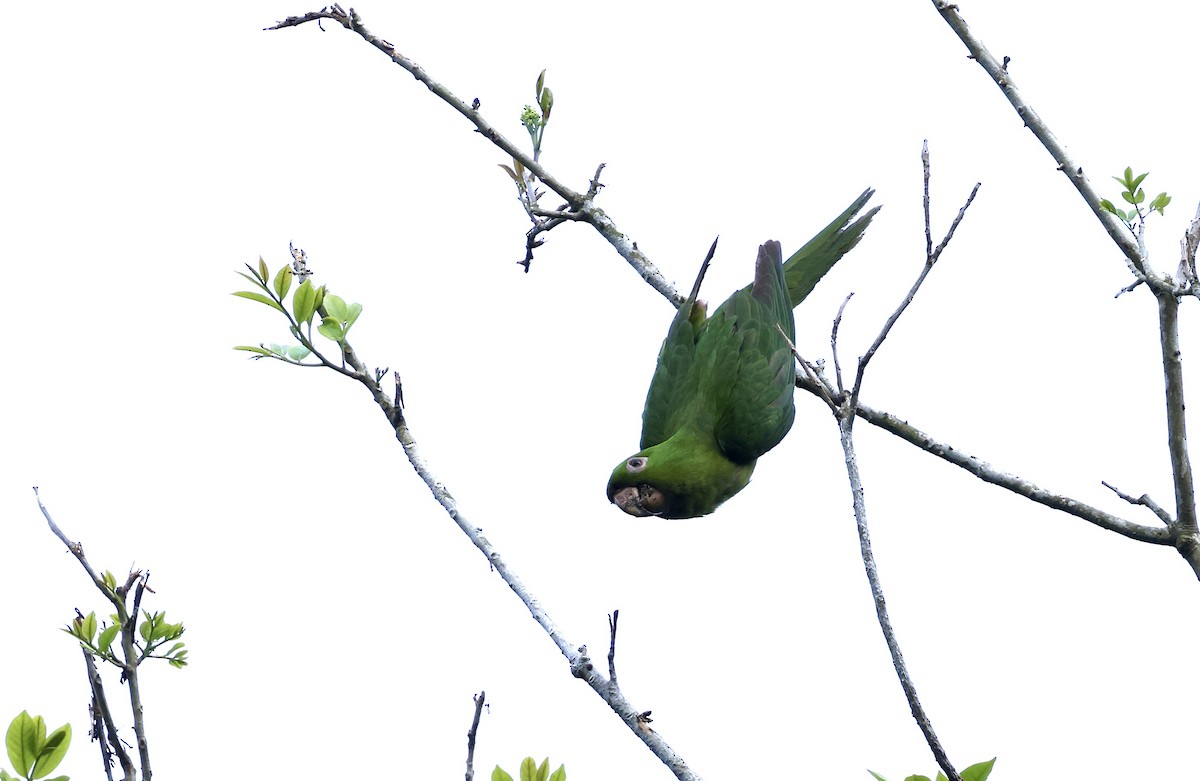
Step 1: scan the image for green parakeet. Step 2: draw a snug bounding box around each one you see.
[607,189,878,518]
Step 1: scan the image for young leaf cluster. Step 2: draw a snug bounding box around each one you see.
[1100,167,1171,231]
[492,756,566,781]
[233,257,362,364]
[62,601,188,669]
[868,757,995,781]
[2,711,70,781]
[500,69,554,207]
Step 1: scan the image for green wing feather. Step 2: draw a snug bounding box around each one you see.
[639,245,714,450]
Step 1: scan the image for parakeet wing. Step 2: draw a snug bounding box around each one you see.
[638,302,700,449]
[709,240,797,463]
[638,250,715,450]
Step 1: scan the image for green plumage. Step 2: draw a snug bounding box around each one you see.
[607,190,878,518]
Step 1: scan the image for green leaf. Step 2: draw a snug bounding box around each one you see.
[233,290,285,314]
[97,625,119,655]
[343,302,362,331]
[540,86,553,120]
[293,280,317,325]
[0,769,13,781]
[257,256,270,283]
[318,317,344,341]
[324,294,347,322]
[548,765,566,781]
[936,774,948,781]
[103,572,116,591]
[902,776,932,781]
[1152,193,1172,215]
[536,68,546,98]
[492,768,514,781]
[1121,190,1135,204]
[961,758,997,781]
[81,613,97,644]
[1123,166,1134,186]
[1099,199,1116,214]
[867,773,888,781]
[1130,171,1149,190]
[6,711,39,777]
[234,345,275,357]
[520,757,539,781]
[31,724,70,780]
[285,345,311,361]
[1133,187,1145,204]
[313,285,326,313]
[273,265,293,300]
[139,616,152,643]
[236,270,267,289]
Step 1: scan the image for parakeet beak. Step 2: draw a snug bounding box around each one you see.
[610,485,669,517]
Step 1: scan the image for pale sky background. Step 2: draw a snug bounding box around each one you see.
[3,2,1199,780]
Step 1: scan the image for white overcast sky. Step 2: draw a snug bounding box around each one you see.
[4,2,1199,780]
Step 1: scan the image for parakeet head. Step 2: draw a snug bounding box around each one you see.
[606,438,755,519]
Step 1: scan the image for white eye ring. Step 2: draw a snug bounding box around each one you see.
[627,457,647,473]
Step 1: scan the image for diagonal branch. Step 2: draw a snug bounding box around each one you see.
[793,382,1173,546]
[267,6,683,305]
[929,1,1153,281]
[328,337,704,781]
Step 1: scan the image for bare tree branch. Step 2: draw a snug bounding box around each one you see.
[321,339,704,781]
[465,691,486,781]
[607,610,620,692]
[929,1,1151,281]
[1156,293,1200,575]
[267,6,683,305]
[800,390,1174,545]
[1102,481,1174,526]
[837,417,961,781]
[849,144,979,412]
[928,0,1200,577]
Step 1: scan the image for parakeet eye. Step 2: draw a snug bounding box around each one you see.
[626,457,647,472]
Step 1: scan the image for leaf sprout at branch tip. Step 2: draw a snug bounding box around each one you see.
[1099,166,1171,235]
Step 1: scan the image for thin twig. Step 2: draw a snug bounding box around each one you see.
[465,691,486,781]
[608,610,620,691]
[1102,481,1174,526]
[849,171,979,412]
[923,140,933,260]
[831,293,854,395]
